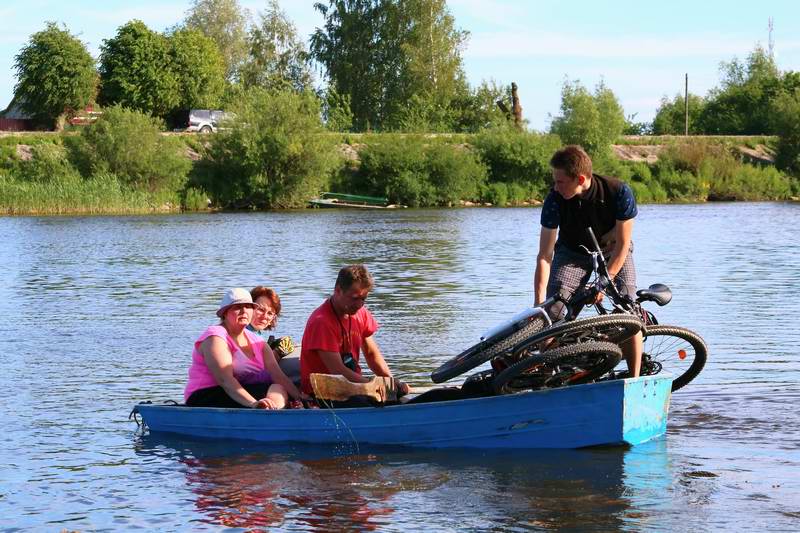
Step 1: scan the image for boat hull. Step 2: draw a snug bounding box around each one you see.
[133,374,671,449]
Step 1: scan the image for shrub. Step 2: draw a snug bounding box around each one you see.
[472,127,561,199]
[204,88,339,208]
[71,105,191,193]
[0,171,157,215]
[15,142,81,182]
[483,182,508,206]
[353,135,487,207]
[182,186,210,211]
[708,164,791,201]
[425,144,487,205]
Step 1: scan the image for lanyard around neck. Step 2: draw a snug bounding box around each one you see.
[328,298,352,351]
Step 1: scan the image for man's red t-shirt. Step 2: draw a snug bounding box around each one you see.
[300,299,379,395]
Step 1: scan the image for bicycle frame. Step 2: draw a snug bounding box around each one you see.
[536,227,668,328]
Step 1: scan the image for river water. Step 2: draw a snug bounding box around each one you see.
[0,202,798,531]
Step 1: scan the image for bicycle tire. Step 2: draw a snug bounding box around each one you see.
[642,325,708,391]
[431,314,549,383]
[493,341,623,394]
[510,314,643,360]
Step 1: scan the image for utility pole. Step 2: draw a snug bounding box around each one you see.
[768,17,775,60]
[684,73,689,136]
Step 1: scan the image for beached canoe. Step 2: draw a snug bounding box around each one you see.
[131,374,672,449]
[308,192,405,209]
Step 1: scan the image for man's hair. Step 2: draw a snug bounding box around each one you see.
[550,145,593,179]
[335,264,374,291]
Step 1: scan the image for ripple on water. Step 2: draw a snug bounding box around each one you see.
[1,203,800,530]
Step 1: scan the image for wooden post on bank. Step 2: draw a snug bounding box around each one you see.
[511,82,523,128]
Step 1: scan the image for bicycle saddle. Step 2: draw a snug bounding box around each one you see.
[636,283,672,306]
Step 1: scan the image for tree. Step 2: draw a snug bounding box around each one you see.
[240,0,313,91]
[311,0,468,131]
[550,79,625,158]
[771,88,800,175]
[322,87,354,131]
[74,105,191,193]
[652,93,706,135]
[169,28,226,110]
[98,20,179,117]
[204,88,338,208]
[13,22,96,129]
[183,0,249,81]
[393,0,468,125]
[699,45,781,134]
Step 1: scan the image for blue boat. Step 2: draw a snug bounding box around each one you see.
[132,374,672,449]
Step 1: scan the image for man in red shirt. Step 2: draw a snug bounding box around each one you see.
[300,264,408,401]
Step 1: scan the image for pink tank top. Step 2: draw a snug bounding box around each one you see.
[184,325,271,402]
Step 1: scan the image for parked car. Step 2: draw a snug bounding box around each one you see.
[174,109,233,133]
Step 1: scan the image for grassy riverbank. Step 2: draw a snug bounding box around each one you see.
[1,125,797,215]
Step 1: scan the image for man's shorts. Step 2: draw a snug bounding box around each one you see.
[545,243,636,319]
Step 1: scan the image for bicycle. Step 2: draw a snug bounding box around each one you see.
[431,228,707,394]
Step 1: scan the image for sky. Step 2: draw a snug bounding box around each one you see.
[1,0,799,131]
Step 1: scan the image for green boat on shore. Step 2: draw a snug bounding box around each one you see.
[309,192,405,209]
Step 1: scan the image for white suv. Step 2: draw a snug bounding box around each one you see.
[179,109,232,133]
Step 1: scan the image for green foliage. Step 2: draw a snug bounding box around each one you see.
[182,186,210,210]
[698,46,782,135]
[169,28,226,110]
[311,0,468,132]
[322,87,354,132]
[394,92,455,133]
[183,0,249,81]
[203,88,339,208]
[771,89,800,175]
[15,142,81,182]
[13,22,96,128]
[483,182,508,206]
[99,21,179,117]
[472,128,561,199]
[0,171,160,215]
[550,79,625,159]
[240,0,313,92]
[72,105,191,192]
[425,143,487,204]
[351,134,486,206]
[652,93,706,135]
[451,80,511,133]
[623,113,652,136]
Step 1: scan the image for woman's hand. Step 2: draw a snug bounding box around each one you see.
[251,398,280,410]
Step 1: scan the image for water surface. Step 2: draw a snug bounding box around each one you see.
[0,202,798,530]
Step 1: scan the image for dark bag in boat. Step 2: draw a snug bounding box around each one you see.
[267,335,295,359]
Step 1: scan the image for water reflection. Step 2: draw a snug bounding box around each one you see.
[134,433,678,531]
[3,203,800,529]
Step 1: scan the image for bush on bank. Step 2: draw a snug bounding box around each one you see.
[197,88,339,209]
[1,122,798,215]
[0,107,189,215]
[597,140,794,202]
[471,127,562,201]
[346,134,487,207]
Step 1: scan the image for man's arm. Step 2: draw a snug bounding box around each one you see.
[534,227,558,305]
[607,218,634,279]
[362,336,391,377]
[317,350,370,383]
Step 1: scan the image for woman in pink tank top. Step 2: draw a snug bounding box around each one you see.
[184,288,305,409]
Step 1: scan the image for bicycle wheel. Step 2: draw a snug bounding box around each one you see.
[493,341,623,394]
[510,314,643,360]
[642,325,708,392]
[431,314,549,383]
